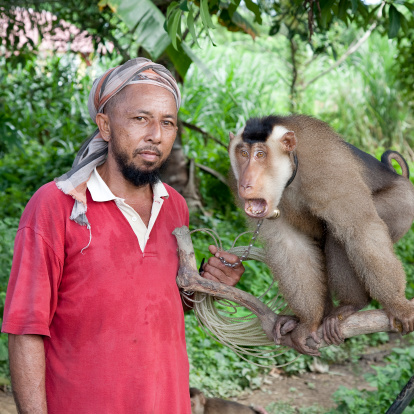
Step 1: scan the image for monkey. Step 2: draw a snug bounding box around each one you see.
[190,388,269,414]
[228,114,414,356]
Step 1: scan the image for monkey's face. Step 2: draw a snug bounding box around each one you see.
[229,124,296,219]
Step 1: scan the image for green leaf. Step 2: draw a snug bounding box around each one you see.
[179,0,189,11]
[200,0,215,29]
[338,0,348,20]
[269,21,281,36]
[231,10,259,38]
[181,42,215,80]
[388,4,401,38]
[351,0,359,14]
[244,0,262,24]
[403,2,414,12]
[168,9,182,49]
[228,0,241,18]
[187,8,200,47]
[166,1,179,18]
[165,43,192,78]
[107,0,170,59]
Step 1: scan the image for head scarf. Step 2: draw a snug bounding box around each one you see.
[55,57,181,228]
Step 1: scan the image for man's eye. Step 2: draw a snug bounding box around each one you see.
[136,116,145,121]
[241,150,249,157]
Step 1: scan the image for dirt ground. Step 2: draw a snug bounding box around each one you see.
[234,341,398,412]
[0,339,401,414]
[235,357,379,411]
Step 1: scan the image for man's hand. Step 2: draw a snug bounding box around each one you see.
[200,245,245,287]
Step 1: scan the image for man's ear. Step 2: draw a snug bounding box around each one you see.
[280,131,297,152]
[95,113,111,142]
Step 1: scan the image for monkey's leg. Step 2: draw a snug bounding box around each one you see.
[323,198,414,335]
[262,219,327,356]
[324,234,370,345]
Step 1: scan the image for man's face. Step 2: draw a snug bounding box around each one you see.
[103,83,178,186]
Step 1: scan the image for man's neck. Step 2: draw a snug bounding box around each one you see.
[96,158,153,204]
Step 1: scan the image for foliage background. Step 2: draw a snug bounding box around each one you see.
[1,2,414,411]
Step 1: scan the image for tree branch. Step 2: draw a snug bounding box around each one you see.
[182,121,227,148]
[299,1,386,92]
[195,163,228,186]
[173,225,403,352]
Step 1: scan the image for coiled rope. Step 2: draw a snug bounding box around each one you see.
[182,228,298,367]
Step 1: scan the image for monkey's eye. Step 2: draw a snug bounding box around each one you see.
[240,150,249,158]
[256,151,265,158]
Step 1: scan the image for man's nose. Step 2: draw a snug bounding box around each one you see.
[146,121,162,143]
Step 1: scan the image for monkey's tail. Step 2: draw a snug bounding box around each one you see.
[381,150,410,178]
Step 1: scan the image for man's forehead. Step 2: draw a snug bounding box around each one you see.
[123,83,176,99]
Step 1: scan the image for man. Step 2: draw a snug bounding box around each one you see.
[2,58,244,413]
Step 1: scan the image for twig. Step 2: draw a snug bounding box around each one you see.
[299,1,386,92]
[182,121,227,148]
[195,163,228,186]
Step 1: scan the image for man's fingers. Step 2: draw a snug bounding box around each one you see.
[203,261,237,285]
[209,246,241,266]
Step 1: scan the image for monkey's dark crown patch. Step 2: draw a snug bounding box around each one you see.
[242,116,284,143]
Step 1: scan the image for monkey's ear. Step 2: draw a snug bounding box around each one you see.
[229,132,235,140]
[280,131,296,152]
[200,393,206,405]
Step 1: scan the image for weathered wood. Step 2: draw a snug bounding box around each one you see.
[173,225,401,350]
[173,226,278,340]
[386,375,414,414]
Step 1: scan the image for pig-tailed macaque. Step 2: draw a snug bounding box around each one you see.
[228,114,414,356]
[190,388,268,414]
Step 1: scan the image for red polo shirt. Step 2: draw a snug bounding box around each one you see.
[2,182,191,414]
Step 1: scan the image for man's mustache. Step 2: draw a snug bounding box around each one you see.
[133,146,162,158]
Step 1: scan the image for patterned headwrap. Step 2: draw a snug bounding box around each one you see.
[55,57,181,229]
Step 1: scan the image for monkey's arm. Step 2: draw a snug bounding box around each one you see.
[8,334,48,414]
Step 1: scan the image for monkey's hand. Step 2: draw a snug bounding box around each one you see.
[273,315,298,345]
[386,301,414,335]
[289,325,321,357]
[201,245,245,287]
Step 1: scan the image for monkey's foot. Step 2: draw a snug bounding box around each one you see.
[290,326,321,357]
[387,301,414,335]
[322,305,362,345]
[273,315,299,345]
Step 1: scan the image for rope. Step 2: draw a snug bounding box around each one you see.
[184,228,298,367]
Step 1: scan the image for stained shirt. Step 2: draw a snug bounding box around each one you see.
[2,181,191,414]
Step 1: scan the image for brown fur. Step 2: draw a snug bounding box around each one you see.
[229,114,414,355]
[190,388,268,414]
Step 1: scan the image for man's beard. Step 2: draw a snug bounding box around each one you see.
[111,139,164,188]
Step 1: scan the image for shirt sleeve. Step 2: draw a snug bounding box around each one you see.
[1,226,63,337]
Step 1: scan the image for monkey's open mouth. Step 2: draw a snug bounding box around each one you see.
[245,199,268,218]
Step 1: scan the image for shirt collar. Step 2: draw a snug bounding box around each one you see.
[87,168,169,202]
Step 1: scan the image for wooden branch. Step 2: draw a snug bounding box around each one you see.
[173,225,401,351]
[195,163,229,186]
[182,121,227,149]
[173,226,278,339]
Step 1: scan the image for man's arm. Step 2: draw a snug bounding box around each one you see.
[8,334,48,414]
